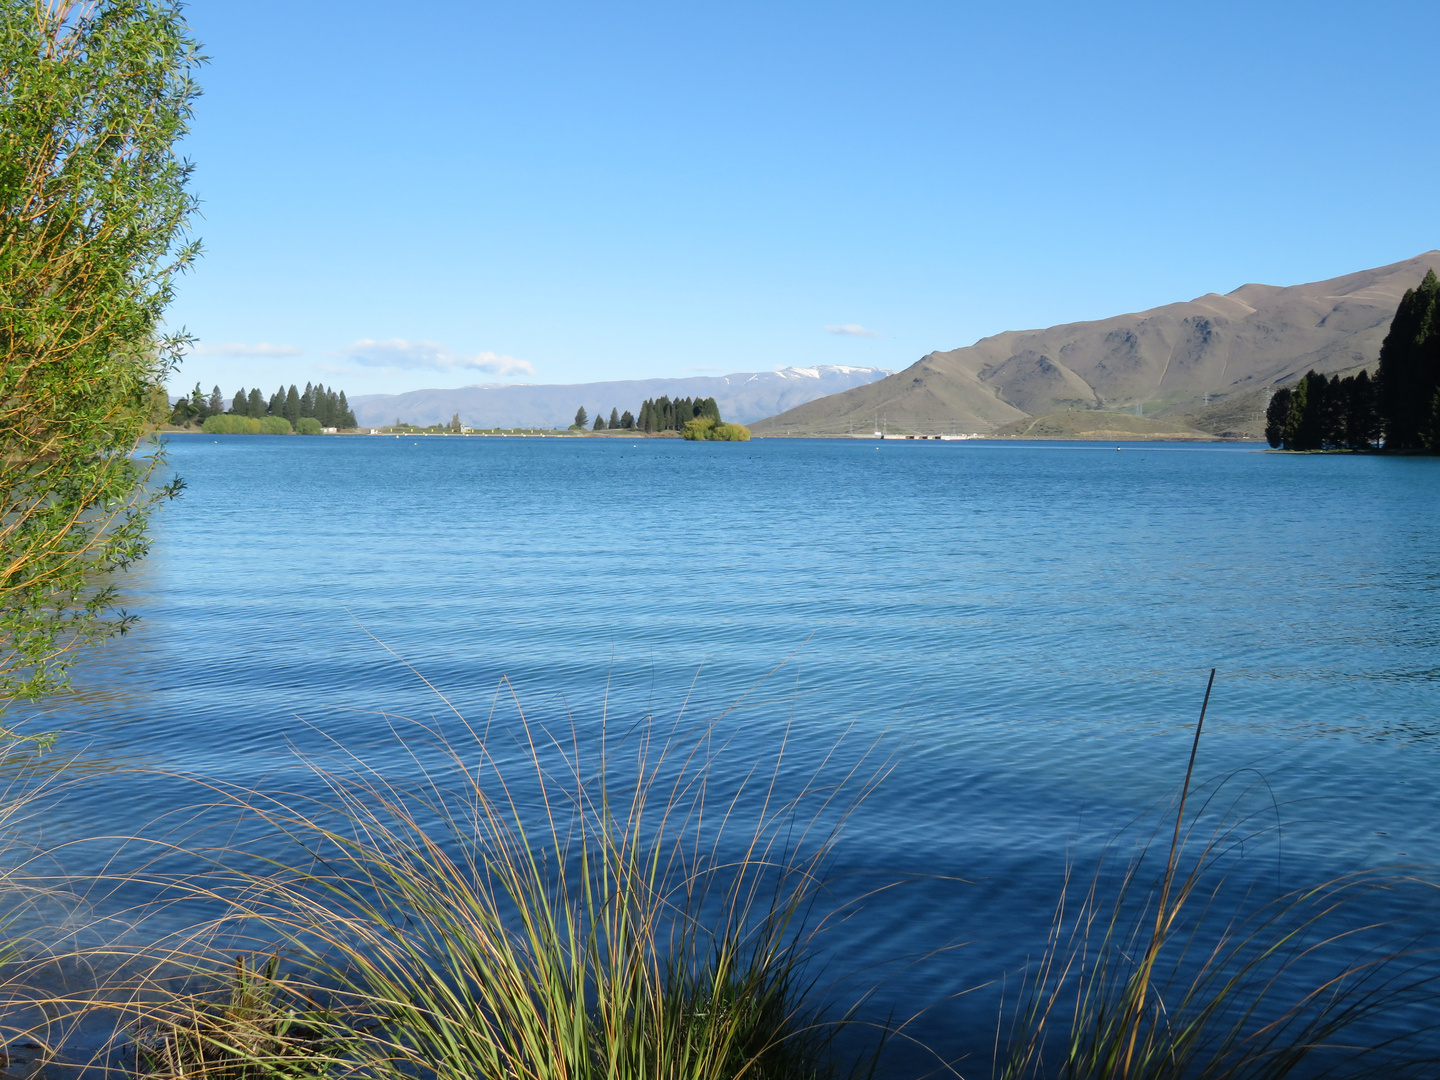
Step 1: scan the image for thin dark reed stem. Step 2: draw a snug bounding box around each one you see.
[1120,667,1215,1080]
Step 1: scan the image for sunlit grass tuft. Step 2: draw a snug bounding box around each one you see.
[993,673,1435,1080]
[70,667,895,1080]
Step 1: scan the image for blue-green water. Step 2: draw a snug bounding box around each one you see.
[20,435,1440,1073]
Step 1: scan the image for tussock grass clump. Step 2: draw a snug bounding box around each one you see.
[993,673,1434,1080]
[129,953,348,1080]
[71,672,892,1080]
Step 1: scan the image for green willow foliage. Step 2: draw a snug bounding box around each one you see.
[682,417,751,441]
[0,0,201,699]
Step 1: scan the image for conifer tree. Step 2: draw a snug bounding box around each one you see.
[299,382,315,418]
[1342,371,1379,449]
[1319,376,1342,447]
[1376,269,1440,449]
[283,384,301,426]
[207,385,223,416]
[621,409,635,430]
[1427,392,1440,452]
[230,388,246,414]
[574,406,588,428]
[168,394,195,426]
[338,391,355,428]
[1265,388,1291,448]
[609,407,620,429]
[592,413,605,431]
[246,388,265,419]
[1284,373,1316,450]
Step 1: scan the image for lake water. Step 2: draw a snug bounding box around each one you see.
[15,434,1440,1076]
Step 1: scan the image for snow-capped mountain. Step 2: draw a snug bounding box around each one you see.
[349,365,894,429]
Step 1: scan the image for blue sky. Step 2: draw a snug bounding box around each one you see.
[170,0,1440,397]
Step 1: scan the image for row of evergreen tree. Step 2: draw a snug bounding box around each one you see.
[1374,269,1440,450]
[572,406,636,431]
[569,397,724,432]
[171,381,357,429]
[635,396,720,433]
[1264,370,1380,450]
[1266,269,1440,451]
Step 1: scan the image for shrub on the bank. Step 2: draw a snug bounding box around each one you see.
[200,415,296,435]
[295,417,323,435]
[683,417,752,441]
[201,414,261,435]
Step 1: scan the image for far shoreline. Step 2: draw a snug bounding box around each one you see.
[156,425,1271,445]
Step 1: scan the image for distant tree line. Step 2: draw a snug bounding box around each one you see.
[565,396,748,438]
[637,396,720,432]
[170,381,357,431]
[572,405,637,431]
[1266,269,1440,452]
[1264,371,1379,451]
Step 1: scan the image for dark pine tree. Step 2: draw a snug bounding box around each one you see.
[299,382,316,418]
[268,387,285,416]
[1428,392,1440,452]
[207,385,224,417]
[1376,269,1440,450]
[231,388,247,414]
[592,413,605,431]
[1318,375,1343,448]
[699,397,721,423]
[338,391,356,428]
[608,407,620,429]
[1265,388,1292,448]
[621,409,635,430]
[574,406,588,428]
[1342,370,1379,449]
[246,388,265,419]
[283,385,302,426]
[1284,372,1324,451]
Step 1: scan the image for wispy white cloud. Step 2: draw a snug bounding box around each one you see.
[189,341,304,357]
[825,324,882,338]
[342,338,535,376]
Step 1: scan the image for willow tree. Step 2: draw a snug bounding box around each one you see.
[1,1,201,699]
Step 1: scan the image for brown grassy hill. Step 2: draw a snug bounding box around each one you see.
[753,252,1439,436]
[991,411,1211,440]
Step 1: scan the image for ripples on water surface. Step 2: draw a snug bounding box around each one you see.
[19,435,1440,1071]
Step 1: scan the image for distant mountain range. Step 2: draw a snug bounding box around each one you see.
[752,252,1440,437]
[349,365,894,429]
